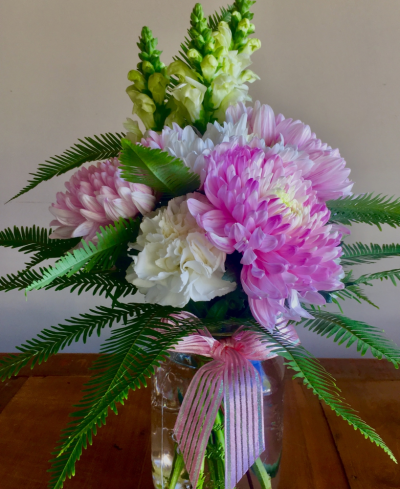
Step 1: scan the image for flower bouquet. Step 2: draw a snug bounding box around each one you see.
[1,1,400,488]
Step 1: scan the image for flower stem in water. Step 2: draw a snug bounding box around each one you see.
[167,448,185,489]
[251,457,272,489]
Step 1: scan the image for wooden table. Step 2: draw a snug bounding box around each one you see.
[0,355,399,488]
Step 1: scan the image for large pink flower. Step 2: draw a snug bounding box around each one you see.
[226,101,353,202]
[188,139,345,329]
[49,158,156,241]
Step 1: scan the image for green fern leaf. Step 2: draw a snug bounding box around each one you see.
[353,268,400,286]
[9,133,124,202]
[0,267,136,300]
[299,310,400,366]
[250,323,397,462]
[328,193,400,230]
[328,285,379,309]
[25,218,140,292]
[341,242,400,266]
[208,5,233,30]
[0,225,80,268]
[48,309,198,489]
[119,138,200,198]
[0,303,143,381]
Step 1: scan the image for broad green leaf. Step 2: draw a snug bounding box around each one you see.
[119,138,200,198]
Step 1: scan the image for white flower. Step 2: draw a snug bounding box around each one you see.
[126,194,236,307]
[171,76,207,122]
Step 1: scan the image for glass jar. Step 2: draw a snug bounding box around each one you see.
[151,348,285,489]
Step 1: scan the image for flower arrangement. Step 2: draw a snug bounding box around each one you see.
[1,1,400,488]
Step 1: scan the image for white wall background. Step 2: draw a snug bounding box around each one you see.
[1,0,400,356]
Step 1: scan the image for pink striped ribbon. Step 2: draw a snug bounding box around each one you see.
[172,328,278,489]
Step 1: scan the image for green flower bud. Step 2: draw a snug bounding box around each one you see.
[129,92,156,130]
[171,77,207,122]
[203,40,216,55]
[240,69,260,83]
[237,18,251,34]
[148,72,169,105]
[231,11,242,25]
[214,46,228,60]
[240,37,261,55]
[142,61,155,75]
[201,54,218,81]
[195,34,205,49]
[193,3,204,20]
[127,70,146,92]
[165,108,186,128]
[167,60,198,83]
[213,21,232,50]
[123,118,143,144]
[187,49,203,65]
[198,18,208,32]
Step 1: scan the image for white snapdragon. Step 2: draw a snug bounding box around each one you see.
[126,195,236,307]
[171,76,207,122]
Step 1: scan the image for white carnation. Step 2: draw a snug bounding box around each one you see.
[126,194,236,307]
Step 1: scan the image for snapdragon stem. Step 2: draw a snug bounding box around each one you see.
[167,448,184,489]
[251,457,272,489]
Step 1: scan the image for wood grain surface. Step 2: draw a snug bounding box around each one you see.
[0,355,398,488]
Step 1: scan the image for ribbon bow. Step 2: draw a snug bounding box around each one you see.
[173,328,275,489]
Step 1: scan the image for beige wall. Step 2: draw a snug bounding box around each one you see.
[1,0,400,356]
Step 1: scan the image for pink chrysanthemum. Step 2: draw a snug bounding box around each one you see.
[226,101,353,202]
[49,158,156,241]
[188,138,345,329]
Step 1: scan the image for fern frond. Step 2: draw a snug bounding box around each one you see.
[353,268,400,286]
[48,309,199,489]
[0,226,80,268]
[299,310,400,366]
[208,5,233,30]
[9,133,124,201]
[119,139,200,198]
[25,218,139,292]
[328,193,400,230]
[0,303,144,381]
[0,267,136,299]
[250,323,396,462]
[341,242,400,266]
[331,285,379,309]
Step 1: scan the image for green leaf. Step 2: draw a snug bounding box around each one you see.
[250,323,397,463]
[0,267,136,300]
[353,268,400,287]
[329,285,379,309]
[48,308,199,489]
[25,218,140,292]
[327,193,400,230]
[299,310,400,366]
[206,299,229,320]
[341,242,400,266]
[9,133,124,202]
[208,5,233,30]
[0,303,142,381]
[0,225,80,268]
[119,138,200,198]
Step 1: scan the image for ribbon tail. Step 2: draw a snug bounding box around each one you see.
[174,360,224,488]
[224,351,265,489]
